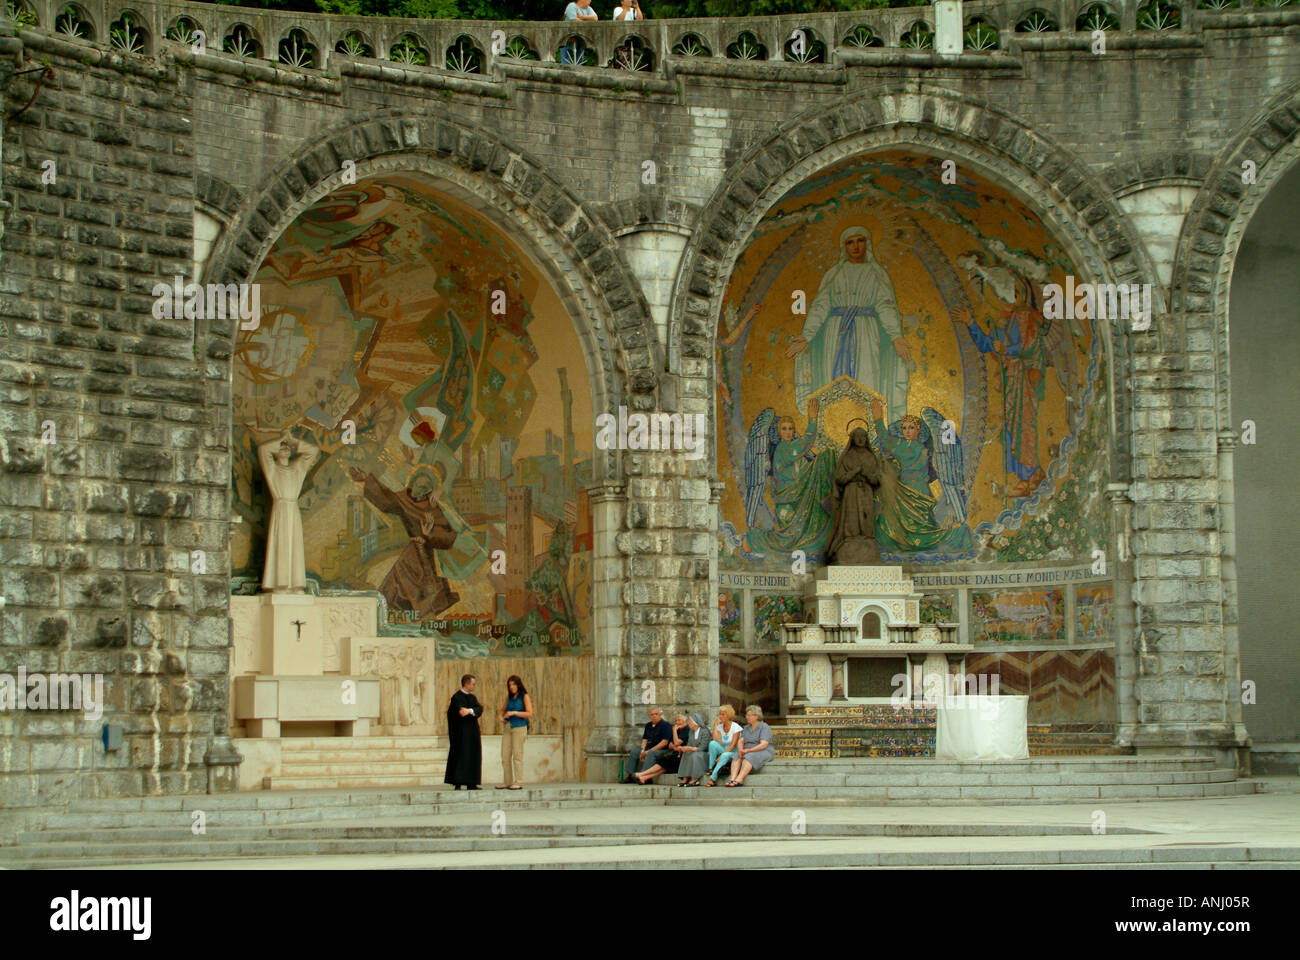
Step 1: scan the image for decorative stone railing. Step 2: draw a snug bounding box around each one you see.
[5,0,1295,78]
[779,621,963,644]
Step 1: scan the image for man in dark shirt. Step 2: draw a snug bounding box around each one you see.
[622,707,673,783]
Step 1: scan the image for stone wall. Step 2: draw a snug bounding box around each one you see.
[0,22,232,820]
[0,3,1297,820]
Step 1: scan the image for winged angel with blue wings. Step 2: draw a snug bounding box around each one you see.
[868,399,974,556]
[726,399,839,561]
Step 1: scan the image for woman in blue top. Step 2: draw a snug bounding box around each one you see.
[496,675,533,790]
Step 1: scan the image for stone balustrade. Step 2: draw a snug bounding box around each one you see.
[6,0,1292,76]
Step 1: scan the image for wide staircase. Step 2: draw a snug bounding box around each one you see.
[771,705,1130,759]
[262,737,450,790]
[0,758,1280,869]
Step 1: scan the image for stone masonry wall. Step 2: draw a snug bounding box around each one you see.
[0,29,234,825]
[0,4,1297,809]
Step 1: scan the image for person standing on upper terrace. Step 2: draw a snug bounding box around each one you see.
[612,0,642,20]
[564,0,599,20]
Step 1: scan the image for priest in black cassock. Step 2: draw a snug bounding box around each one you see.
[445,674,484,790]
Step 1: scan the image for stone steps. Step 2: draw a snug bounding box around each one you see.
[17,778,1263,833]
[767,757,1216,772]
[265,773,454,789]
[275,760,449,777]
[269,736,452,789]
[5,836,1296,870]
[12,820,1153,845]
[3,794,1289,870]
[3,819,1155,864]
[277,749,450,764]
[277,737,449,749]
[123,768,1266,798]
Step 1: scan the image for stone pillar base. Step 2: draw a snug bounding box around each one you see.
[204,736,244,794]
[1132,741,1249,774]
[585,753,623,784]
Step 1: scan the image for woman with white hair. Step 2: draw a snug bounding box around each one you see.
[727,705,775,787]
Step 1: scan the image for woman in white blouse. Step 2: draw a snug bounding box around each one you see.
[703,705,743,787]
[612,0,640,20]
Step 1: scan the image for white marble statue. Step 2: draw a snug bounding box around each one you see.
[258,432,320,592]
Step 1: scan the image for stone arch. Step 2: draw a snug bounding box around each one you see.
[594,196,698,239]
[195,172,244,223]
[193,172,243,283]
[1169,81,1300,433]
[1163,82,1300,760]
[202,112,662,483]
[1101,151,1213,199]
[221,22,263,59]
[670,84,1163,492]
[860,608,884,640]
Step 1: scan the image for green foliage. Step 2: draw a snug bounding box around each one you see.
[198,0,922,20]
[313,0,561,19]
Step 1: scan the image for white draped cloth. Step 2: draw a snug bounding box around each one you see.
[259,443,319,592]
[935,695,1029,760]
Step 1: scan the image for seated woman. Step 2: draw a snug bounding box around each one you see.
[674,713,710,786]
[703,705,743,787]
[634,715,689,784]
[728,705,775,787]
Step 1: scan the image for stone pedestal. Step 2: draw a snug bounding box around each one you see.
[229,594,385,739]
[233,675,381,737]
[262,593,325,675]
[934,0,964,57]
[779,565,971,712]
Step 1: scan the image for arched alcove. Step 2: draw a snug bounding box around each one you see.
[228,172,600,746]
[860,610,882,640]
[1228,161,1300,749]
[712,148,1119,730]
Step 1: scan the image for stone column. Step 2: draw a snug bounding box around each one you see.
[908,653,927,703]
[1128,371,1235,763]
[1217,431,1250,770]
[583,483,627,781]
[830,654,848,701]
[1108,483,1138,748]
[790,655,808,708]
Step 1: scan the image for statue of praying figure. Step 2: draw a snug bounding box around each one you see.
[258,432,320,592]
[826,426,883,565]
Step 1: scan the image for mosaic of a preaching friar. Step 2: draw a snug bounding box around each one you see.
[347,466,460,618]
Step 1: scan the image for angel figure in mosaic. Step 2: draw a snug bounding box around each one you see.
[733,399,837,559]
[869,399,974,555]
[956,251,1081,501]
